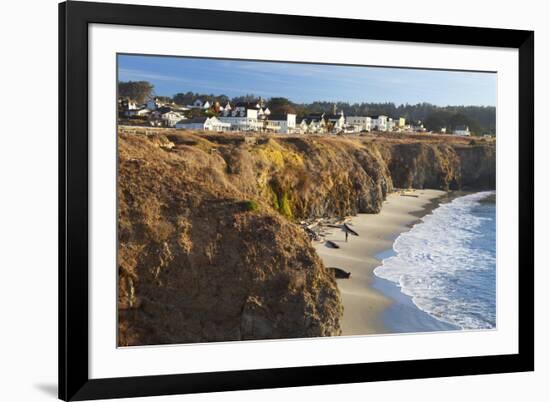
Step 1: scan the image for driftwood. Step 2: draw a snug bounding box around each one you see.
[302,216,354,243]
[343,223,359,236]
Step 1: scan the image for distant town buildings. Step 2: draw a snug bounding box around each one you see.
[119,96,424,135]
[175,116,231,131]
[150,106,186,127]
[453,125,471,136]
[411,121,426,132]
[190,99,211,109]
[267,114,297,134]
[372,115,388,131]
[346,116,372,132]
[298,116,326,134]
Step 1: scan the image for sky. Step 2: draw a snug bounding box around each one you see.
[118,54,497,107]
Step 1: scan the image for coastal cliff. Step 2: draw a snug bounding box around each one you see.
[117,128,495,346]
[386,142,496,191]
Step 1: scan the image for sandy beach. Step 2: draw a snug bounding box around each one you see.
[314,189,448,335]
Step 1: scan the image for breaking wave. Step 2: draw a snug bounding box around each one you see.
[374,192,496,330]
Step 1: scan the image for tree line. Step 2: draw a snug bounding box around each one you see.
[118,80,496,135]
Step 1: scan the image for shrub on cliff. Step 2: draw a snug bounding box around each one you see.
[240,200,260,212]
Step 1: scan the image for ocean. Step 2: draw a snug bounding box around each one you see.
[373,191,496,332]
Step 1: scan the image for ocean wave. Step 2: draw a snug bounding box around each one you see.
[373,191,496,330]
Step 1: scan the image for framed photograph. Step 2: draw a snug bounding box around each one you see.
[59,1,534,400]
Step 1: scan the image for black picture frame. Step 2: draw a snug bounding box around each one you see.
[59,1,534,400]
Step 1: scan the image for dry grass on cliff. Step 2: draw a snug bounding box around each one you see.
[117,130,343,346]
[118,126,493,145]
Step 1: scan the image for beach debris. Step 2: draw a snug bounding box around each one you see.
[397,188,419,198]
[301,216,355,243]
[343,223,359,236]
[327,267,351,279]
[304,226,320,241]
[325,240,340,249]
[301,218,334,242]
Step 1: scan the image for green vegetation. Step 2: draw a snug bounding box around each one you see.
[186,108,216,119]
[276,192,293,219]
[173,91,230,106]
[271,190,279,210]
[267,97,296,115]
[270,188,293,219]
[424,110,488,136]
[240,200,260,212]
[269,183,293,219]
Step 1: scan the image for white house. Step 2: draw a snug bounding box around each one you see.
[216,103,224,113]
[161,111,186,127]
[324,111,346,132]
[310,118,327,133]
[121,99,138,110]
[297,118,310,133]
[453,125,471,136]
[303,114,328,134]
[150,106,183,126]
[219,103,264,131]
[387,118,395,132]
[219,116,263,131]
[175,116,230,131]
[266,114,296,134]
[191,99,203,108]
[219,108,263,131]
[125,108,150,117]
[346,116,372,132]
[371,115,388,131]
[256,107,271,119]
[190,99,212,109]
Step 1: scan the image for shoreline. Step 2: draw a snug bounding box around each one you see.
[313,189,451,335]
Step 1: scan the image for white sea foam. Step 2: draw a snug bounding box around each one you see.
[374,192,496,330]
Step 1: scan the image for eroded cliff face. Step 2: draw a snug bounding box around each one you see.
[213,135,394,218]
[117,133,343,346]
[117,129,495,346]
[385,142,496,191]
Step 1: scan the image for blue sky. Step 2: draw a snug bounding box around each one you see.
[118,54,496,106]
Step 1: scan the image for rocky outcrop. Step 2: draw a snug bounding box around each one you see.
[384,142,495,191]
[117,129,495,346]
[454,144,496,189]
